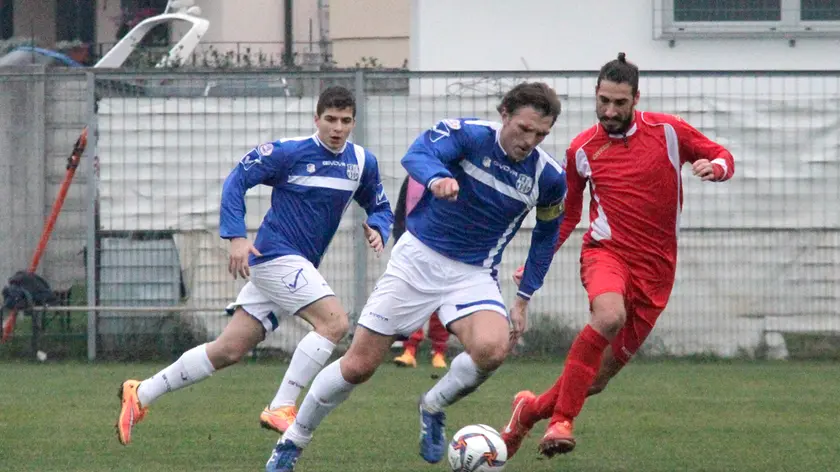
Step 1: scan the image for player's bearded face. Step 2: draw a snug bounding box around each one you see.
[596,80,638,135]
[315,107,355,151]
[499,106,553,161]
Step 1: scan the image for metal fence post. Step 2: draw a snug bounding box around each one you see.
[352,69,368,318]
[85,71,98,361]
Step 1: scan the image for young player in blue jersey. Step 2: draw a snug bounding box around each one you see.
[115,85,394,446]
[266,82,567,471]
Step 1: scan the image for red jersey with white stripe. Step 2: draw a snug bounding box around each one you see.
[557,110,734,279]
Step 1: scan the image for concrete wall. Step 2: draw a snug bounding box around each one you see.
[0,70,88,293]
[0,68,45,287]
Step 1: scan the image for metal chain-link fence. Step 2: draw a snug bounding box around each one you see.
[0,69,837,361]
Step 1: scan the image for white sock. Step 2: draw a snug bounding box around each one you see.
[136,343,216,407]
[269,331,336,409]
[422,352,491,412]
[282,357,355,448]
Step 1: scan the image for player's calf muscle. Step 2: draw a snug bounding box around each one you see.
[587,347,625,396]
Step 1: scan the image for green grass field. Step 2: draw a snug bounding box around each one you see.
[1,359,839,472]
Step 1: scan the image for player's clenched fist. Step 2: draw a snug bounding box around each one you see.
[691,159,722,181]
[228,237,262,279]
[430,177,459,201]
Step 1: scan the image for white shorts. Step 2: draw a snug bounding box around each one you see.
[225,255,335,332]
[357,232,508,337]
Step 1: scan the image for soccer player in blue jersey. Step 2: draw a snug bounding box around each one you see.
[115,86,394,446]
[266,82,567,471]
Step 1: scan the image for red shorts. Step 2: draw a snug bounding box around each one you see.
[580,246,674,365]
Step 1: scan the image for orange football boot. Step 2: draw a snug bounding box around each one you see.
[501,390,536,458]
[393,350,417,368]
[431,352,447,369]
[116,380,148,445]
[538,419,576,457]
[260,405,298,433]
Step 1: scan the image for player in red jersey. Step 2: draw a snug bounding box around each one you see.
[501,53,735,459]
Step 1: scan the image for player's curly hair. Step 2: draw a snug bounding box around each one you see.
[598,52,640,95]
[317,85,357,117]
[497,82,562,125]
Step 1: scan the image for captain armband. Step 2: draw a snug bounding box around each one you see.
[536,201,564,221]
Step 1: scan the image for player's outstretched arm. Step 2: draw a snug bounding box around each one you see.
[219,142,289,240]
[673,116,735,182]
[353,151,394,253]
[219,142,287,278]
[401,119,469,191]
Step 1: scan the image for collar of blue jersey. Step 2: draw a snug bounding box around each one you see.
[494,126,527,161]
[493,127,508,156]
[312,133,348,155]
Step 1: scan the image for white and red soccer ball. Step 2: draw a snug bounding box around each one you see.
[447,424,508,472]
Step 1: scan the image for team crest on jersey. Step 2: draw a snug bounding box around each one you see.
[346,164,361,180]
[258,143,274,156]
[306,163,316,173]
[482,156,492,168]
[516,174,534,194]
[375,183,387,205]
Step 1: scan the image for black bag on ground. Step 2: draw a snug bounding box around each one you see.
[2,271,58,311]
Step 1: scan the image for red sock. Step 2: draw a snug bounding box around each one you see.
[530,378,562,423]
[518,325,609,426]
[428,313,449,354]
[549,325,609,424]
[403,327,424,356]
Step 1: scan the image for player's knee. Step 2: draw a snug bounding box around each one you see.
[315,313,350,344]
[590,302,626,338]
[303,303,350,343]
[339,352,379,384]
[207,339,249,368]
[470,342,508,371]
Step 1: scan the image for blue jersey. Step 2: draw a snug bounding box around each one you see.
[402,119,567,299]
[220,135,393,268]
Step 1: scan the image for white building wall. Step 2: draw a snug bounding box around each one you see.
[410,0,840,71]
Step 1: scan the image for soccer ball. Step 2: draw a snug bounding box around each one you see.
[447,424,507,472]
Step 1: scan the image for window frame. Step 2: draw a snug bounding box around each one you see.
[1,0,13,40]
[654,0,840,39]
